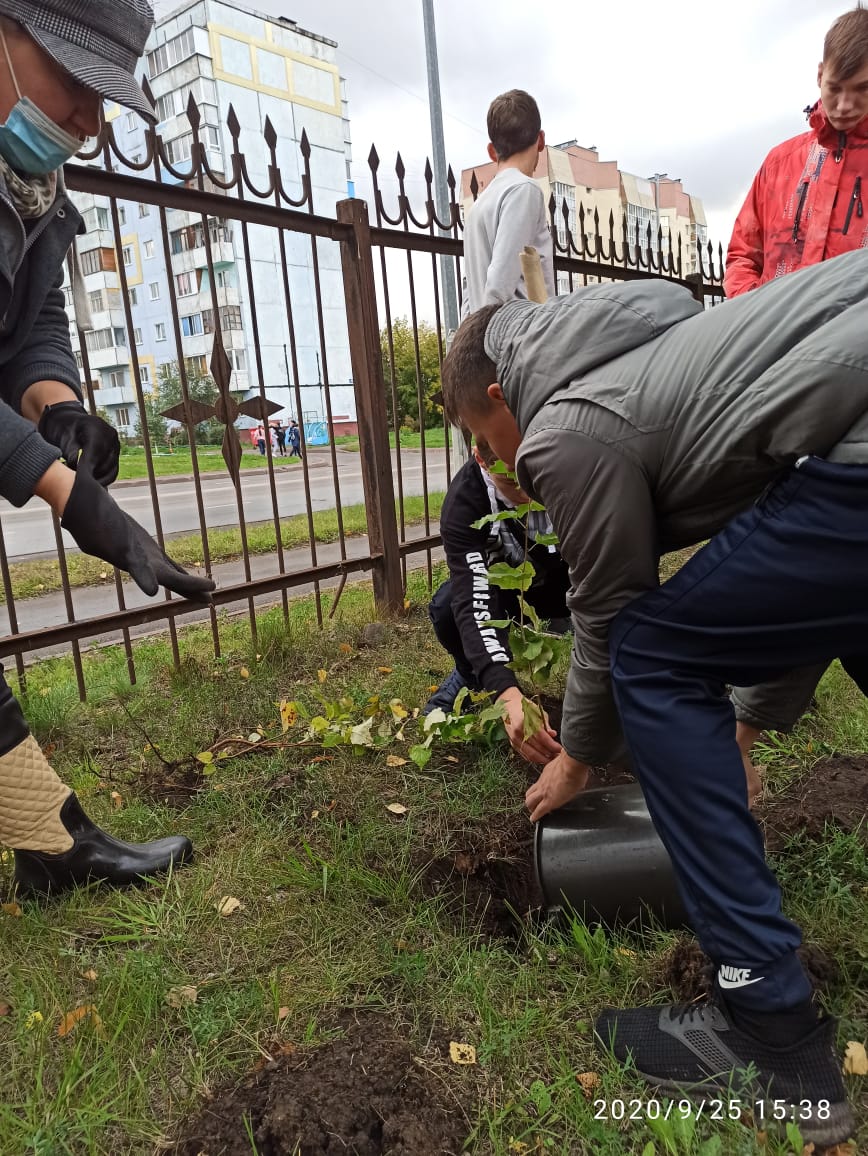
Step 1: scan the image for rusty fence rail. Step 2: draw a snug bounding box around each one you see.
[0,98,724,697]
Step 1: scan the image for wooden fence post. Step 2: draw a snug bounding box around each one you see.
[337,198,403,615]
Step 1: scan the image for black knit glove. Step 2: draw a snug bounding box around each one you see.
[38,401,120,487]
[61,470,215,603]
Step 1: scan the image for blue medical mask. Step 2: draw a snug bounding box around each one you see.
[0,32,82,175]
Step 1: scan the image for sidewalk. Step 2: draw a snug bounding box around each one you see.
[0,522,444,664]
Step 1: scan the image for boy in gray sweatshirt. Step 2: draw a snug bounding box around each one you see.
[462,89,554,314]
[440,251,868,1147]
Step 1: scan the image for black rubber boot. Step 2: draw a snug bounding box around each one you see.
[12,793,193,897]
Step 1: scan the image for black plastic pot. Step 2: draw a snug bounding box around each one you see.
[534,783,688,928]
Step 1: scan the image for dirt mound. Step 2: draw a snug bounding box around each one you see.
[173,1016,468,1156]
[660,940,840,1003]
[417,810,543,937]
[759,755,868,851]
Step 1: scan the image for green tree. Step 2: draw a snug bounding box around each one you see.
[380,317,444,430]
[134,360,223,448]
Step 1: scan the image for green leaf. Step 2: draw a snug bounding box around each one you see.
[785,1122,803,1153]
[470,509,520,529]
[452,685,469,716]
[487,561,535,591]
[521,697,545,741]
[409,744,432,768]
[484,618,511,628]
[195,751,214,765]
[477,700,508,726]
[522,639,545,661]
[534,531,560,546]
[488,459,517,479]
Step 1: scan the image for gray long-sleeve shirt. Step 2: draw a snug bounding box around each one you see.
[462,168,555,315]
[485,250,868,764]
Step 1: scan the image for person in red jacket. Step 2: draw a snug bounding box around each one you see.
[724,5,868,298]
[725,6,868,792]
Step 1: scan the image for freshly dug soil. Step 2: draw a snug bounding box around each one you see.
[660,939,840,1003]
[417,810,543,937]
[173,1015,468,1156]
[759,755,868,851]
[133,756,208,807]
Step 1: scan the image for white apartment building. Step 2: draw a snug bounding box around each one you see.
[462,141,709,294]
[65,0,357,437]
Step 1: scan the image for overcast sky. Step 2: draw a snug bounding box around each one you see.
[194,0,851,249]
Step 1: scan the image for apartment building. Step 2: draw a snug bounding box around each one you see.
[66,0,356,437]
[461,141,708,292]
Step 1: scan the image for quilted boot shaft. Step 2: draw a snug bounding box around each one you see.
[0,735,73,853]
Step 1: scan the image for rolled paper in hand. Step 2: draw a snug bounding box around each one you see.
[520,245,548,303]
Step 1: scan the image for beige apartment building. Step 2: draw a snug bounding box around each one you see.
[461,140,708,288]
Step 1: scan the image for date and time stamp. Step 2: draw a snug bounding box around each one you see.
[591,1097,832,1123]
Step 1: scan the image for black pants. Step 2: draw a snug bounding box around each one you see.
[0,668,30,756]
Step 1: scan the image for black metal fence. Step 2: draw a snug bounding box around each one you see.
[0,92,725,697]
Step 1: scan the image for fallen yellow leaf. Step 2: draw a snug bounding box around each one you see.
[385,802,408,815]
[165,985,198,1008]
[444,755,459,764]
[58,1005,105,1039]
[81,969,98,982]
[310,809,320,819]
[377,666,393,674]
[449,1041,476,1065]
[1,902,22,917]
[428,684,439,693]
[615,947,636,958]
[575,1071,600,1098]
[339,643,353,654]
[279,699,298,732]
[403,598,411,610]
[110,790,123,810]
[239,667,250,679]
[216,895,243,917]
[385,755,407,767]
[317,668,328,683]
[843,1040,868,1076]
[277,1006,289,1021]
[24,1011,43,1029]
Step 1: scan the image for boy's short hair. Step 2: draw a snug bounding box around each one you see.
[487,89,541,161]
[442,304,503,424]
[823,4,868,79]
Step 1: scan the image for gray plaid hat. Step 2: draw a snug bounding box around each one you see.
[0,0,156,123]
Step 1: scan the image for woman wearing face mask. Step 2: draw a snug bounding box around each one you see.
[0,0,215,897]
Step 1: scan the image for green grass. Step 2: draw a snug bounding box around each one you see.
[334,426,452,452]
[115,445,302,481]
[4,492,445,604]
[0,575,865,1154]
[116,430,451,477]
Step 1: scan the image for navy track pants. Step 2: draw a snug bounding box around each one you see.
[610,457,868,1010]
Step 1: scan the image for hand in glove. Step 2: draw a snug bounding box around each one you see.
[61,469,215,603]
[38,401,120,487]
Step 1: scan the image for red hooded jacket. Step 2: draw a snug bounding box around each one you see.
[725,102,867,297]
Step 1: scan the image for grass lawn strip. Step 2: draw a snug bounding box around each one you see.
[5,492,445,604]
[0,574,864,1153]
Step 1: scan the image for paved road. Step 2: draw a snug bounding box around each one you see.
[0,528,445,665]
[0,448,450,560]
